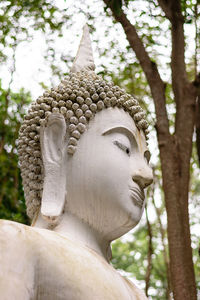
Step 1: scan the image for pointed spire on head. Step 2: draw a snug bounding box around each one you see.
[71,24,95,73]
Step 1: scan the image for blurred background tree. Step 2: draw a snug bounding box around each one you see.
[0,0,199,299]
[0,83,30,224]
[0,0,67,223]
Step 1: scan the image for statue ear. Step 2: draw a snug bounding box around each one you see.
[40,113,67,223]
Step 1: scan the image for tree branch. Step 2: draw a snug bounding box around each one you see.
[196,93,200,167]
[157,1,188,132]
[8,44,17,93]
[151,175,171,298]
[103,0,170,137]
[145,204,153,297]
[157,0,172,19]
[194,2,198,77]
[170,1,188,108]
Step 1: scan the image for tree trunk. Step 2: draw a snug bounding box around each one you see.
[157,84,197,299]
[151,181,171,299]
[103,1,198,299]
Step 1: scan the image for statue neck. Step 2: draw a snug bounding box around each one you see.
[33,211,112,262]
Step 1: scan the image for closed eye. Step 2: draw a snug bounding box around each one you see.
[144,150,151,164]
[114,141,130,156]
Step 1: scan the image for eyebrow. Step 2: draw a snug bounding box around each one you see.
[102,126,150,160]
[102,126,136,142]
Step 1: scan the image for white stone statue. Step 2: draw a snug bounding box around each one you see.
[0,25,153,300]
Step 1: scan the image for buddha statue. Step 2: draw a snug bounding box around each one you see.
[0,25,153,299]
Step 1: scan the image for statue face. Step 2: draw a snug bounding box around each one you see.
[66,107,153,240]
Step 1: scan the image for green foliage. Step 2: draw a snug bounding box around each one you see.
[112,227,148,276]
[0,0,68,63]
[111,223,169,299]
[0,82,30,224]
[0,0,70,224]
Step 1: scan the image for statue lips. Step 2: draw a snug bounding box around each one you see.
[129,186,145,208]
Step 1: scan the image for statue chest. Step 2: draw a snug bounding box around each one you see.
[0,221,147,300]
[33,234,145,300]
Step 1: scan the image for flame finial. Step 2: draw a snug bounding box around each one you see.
[71,24,95,73]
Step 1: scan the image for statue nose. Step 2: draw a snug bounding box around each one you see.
[132,167,153,189]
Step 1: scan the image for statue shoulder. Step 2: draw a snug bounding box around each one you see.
[0,219,50,258]
[0,220,37,299]
[0,219,37,267]
[0,219,33,247]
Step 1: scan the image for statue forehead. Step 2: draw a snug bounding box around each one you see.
[84,107,147,153]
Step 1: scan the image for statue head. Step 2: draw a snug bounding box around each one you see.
[18,25,153,239]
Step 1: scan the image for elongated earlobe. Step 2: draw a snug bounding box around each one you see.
[40,113,67,223]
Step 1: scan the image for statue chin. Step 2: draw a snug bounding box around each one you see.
[0,25,153,300]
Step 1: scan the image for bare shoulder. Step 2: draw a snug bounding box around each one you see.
[0,218,30,233]
[0,220,36,300]
[0,219,38,272]
[0,219,33,250]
